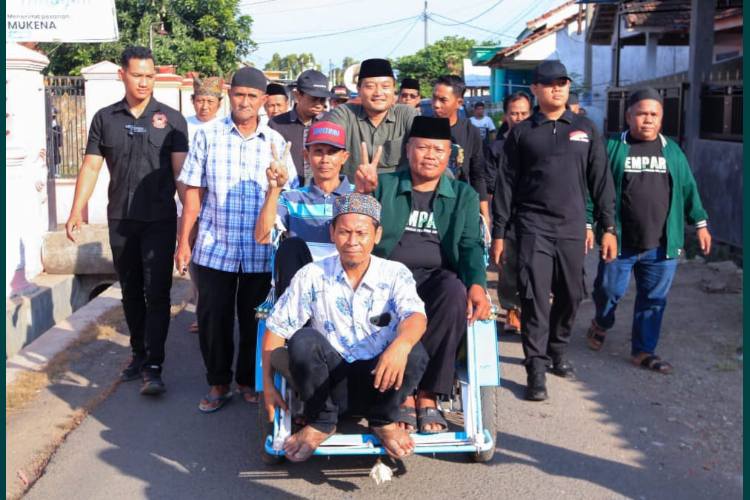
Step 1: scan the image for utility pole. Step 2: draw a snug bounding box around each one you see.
[423,1,428,48]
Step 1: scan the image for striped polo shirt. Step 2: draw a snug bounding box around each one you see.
[277,176,353,261]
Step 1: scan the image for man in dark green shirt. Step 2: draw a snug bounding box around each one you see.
[327,58,417,179]
[356,116,490,434]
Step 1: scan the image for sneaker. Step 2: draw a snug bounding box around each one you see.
[120,356,145,382]
[140,366,166,396]
[525,372,548,401]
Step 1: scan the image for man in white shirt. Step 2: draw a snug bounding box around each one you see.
[186,76,223,139]
[469,101,496,145]
[262,193,429,461]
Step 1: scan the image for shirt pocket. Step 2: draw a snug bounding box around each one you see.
[380,138,403,168]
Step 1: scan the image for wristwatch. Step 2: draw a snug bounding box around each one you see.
[603,226,617,235]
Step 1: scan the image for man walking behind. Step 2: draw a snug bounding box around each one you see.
[65,46,189,395]
[586,88,711,374]
[176,67,296,412]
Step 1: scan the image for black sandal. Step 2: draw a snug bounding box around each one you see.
[417,407,448,434]
[586,320,607,351]
[397,406,418,432]
[636,354,673,374]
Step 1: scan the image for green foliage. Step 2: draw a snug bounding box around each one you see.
[393,36,476,96]
[264,52,320,79]
[41,0,254,77]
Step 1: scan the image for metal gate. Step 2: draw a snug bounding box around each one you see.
[44,76,86,178]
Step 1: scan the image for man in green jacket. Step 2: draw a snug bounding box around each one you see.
[586,88,712,374]
[356,116,491,433]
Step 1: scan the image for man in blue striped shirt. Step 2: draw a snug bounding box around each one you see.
[176,67,297,413]
[255,120,353,297]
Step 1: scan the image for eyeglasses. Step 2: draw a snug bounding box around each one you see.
[400,92,419,99]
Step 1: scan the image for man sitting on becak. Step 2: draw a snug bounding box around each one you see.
[255,120,353,297]
[356,115,491,434]
[262,193,430,461]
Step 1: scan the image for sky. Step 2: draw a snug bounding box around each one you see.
[241,0,565,71]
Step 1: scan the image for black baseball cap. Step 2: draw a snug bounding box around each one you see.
[296,70,332,98]
[532,60,571,84]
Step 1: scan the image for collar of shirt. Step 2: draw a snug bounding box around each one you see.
[396,170,457,199]
[531,109,576,125]
[332,254,384,292]
[308,175,351,197]
[111,96,163,117]
[220,115,270,140]
[355,104,396,125]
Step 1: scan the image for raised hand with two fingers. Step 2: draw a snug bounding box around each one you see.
[354,141,382,193]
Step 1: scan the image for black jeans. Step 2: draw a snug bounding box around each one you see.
[274,237,312,299]
[194,263,271,386]
[288,328,429,433]
[516,232,585,374]
[109,218,176,370]
[413,268,467,396]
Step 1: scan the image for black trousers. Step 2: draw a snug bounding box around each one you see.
[194,263,271,386]
[109,218,176,370]
[516,232,585,373]
[274,237,312,299]
[288,328,429,432]
[413,268,467,396]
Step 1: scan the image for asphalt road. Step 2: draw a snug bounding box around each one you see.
[24,258,742,499]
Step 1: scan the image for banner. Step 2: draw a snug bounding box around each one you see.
[7,0,119,42]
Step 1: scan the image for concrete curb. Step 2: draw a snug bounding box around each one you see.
[6,276,193,387]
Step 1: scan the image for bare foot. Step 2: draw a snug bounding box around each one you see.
[283,424,335,462]
[417,391,446,433]
[398,395,416,432]
[372,422,415,458]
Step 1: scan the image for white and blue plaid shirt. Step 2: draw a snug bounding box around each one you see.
[179,116,297,273]
[266,254,426,362]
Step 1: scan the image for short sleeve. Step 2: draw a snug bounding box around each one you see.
[170,113,189,153]
[277,193,291,230]
[84,110,104,156]
[487,118,496,132]
[266,264,314,339]
[389,264,426,322]
[178,128,208,188]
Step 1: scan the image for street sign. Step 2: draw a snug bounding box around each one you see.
[6,0,119,42]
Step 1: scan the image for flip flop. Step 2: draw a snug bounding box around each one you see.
[417,407,448,434]
[635,354,673,375]
[237,386,259,403]
[198,391,232,413]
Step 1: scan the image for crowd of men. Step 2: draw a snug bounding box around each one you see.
[64,46,712,460]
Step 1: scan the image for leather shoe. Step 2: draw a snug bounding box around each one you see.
[140,367,166,396]
[120,356,144,382]
[525,372,548,401]
[550,359,574,378]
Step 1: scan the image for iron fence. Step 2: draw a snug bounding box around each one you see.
[45,76,86,178]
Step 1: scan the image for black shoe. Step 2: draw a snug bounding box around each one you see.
[140,366,166,396]
[550,358,574,378]
[120,356,144,382]
[525,372,548,401]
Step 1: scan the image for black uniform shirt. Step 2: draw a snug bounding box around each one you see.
[449,118,488,201]
[621,135,671,250]
[492,109,615,240]
[85,97,189,221]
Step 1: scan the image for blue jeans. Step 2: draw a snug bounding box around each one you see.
[592,247,678,356]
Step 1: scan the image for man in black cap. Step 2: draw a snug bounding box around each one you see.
[355,115,491,434]
[176,65,297,412]
[431,74,490,222]
[491,60,617,401]
[270,70,331,186]
[264,83,289,121]
[585,87,711,375]
[398,78,421,109]
[330,85,349,109]
[327,58,418,178]
[65,46,189,396]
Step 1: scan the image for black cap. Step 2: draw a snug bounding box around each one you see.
[532,60,570,84]
[266,83,288,97]
[409,116,451,140]
[231,67,267,91]
[358,58,394,81]
[627,87,664,108]
[567,92,579,105]
[400,78,420,91]
[297,70,332,98]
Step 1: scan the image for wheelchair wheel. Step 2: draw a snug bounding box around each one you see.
[256,396,285,465]
[472,386,498,463]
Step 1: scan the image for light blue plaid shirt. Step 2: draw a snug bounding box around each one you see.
[179,116,297,273]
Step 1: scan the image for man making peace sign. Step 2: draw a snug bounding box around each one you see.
[177,67,297,413]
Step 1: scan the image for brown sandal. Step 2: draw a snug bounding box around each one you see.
[634,354,673,374]
[586,320,607,351]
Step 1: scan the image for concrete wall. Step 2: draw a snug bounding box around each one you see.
[690,139,743,248]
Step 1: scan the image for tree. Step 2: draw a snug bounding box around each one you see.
[264,53,319,79]
[41,0,254,76]
[393,36,476,96]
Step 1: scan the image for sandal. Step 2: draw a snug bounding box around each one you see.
[397,406,418,432]
[237,385,259,403]
[586,320,607,351]
[417,407,448,434]
[198,390,232,413]
[635,354,673,374]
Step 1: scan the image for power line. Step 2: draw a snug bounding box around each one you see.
[428,13,516,41]
[387,16,422,57]
[436,0,507,25]
[255,15,421,45]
